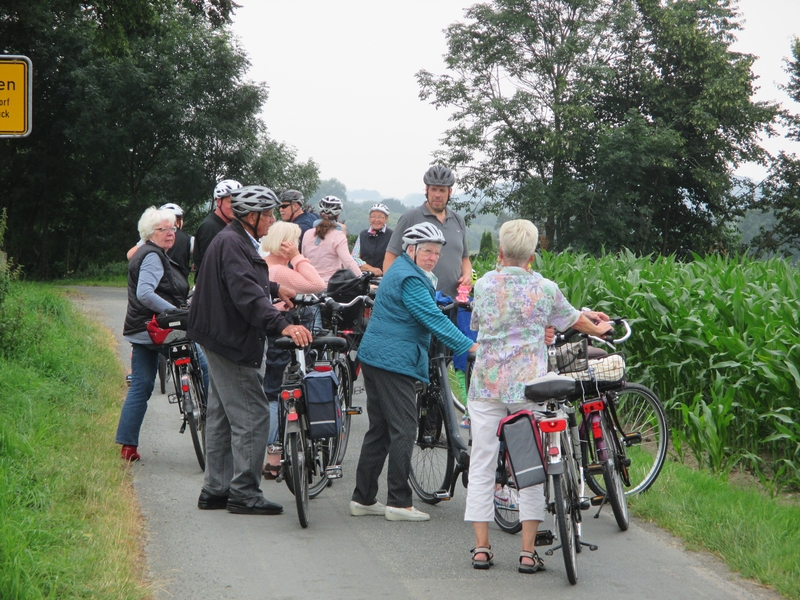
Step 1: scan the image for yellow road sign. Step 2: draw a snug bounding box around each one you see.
[0,55,32,137]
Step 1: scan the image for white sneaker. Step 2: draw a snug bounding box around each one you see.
[384,506,431,521]
[349,500,386,516]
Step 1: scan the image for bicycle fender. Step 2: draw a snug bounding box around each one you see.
[547,462,564,475]
[285,420,302,435]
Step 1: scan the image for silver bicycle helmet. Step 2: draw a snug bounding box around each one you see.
[423,165,456,187]
[401,222,447,250]
[369,203,390,216]
[159,202,184,217]
[318,195,343,217]
[279,189,304,205]
[229,185,280,217]
[213,179,242,199]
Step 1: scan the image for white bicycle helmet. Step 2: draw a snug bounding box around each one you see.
[423,165,456,187]
[402,222,447,250]
[213,179,242,199]
[318,195,343,217]
[369,203,390,216]
[159,202,184,217]
[229,186,280,217]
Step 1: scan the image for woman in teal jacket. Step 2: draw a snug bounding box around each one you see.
[350,223,478,522]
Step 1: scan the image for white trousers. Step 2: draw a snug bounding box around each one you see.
[464,399,547,523]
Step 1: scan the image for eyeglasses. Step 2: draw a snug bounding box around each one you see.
[155,227,177,233]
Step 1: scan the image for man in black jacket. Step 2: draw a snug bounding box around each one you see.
[189,185,312,515]
[193,179,240,281]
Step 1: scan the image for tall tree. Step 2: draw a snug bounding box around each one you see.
[418,0,777,255]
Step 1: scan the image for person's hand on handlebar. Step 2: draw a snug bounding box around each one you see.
[277,285,298,308]
[545,326,555,345]
[581,309,610,324]
[574,312,613,338]
[468,342,479,354]
[281,323,312,346]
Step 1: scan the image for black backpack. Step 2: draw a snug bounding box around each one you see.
[322,270,371,331]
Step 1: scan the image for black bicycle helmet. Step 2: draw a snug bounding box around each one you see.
[423,165,456,187]
[279,189,304,205]
[229,185,280,217]
[401,222,447,250]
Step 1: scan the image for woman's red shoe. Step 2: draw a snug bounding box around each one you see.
[121,445,140,462]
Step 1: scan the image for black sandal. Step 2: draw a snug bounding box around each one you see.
[518,550,545,574]
[470,546,494,570]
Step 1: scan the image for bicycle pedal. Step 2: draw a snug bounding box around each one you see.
[433,490,451,501]
[623,432,642,445]
[352,386,365,396]
[622,457,632,467]
[585,463,603,476]
[325,466,343,479]
[178,422,186,434]
[535,530,554,546]
[579,500,591,510]
[590,495,605,506]
[346,406,363,415]
[167,394,179,404]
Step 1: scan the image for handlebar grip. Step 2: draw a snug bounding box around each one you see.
[324,296,342,311]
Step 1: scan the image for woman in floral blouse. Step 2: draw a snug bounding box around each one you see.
[464,219,612,573]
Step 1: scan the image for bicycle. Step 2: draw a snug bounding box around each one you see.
[408,300,472,504]
[273,312,348,528]
[151,310,207,471]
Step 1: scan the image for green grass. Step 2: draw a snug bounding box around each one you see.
[0,283,147,600]
[630,459,800,599]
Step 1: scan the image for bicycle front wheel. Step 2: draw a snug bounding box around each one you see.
[288,431,309,528]
[587,383,668,496]
[600,412,630,530]
[553,473,578,585]
[409,391,454,504]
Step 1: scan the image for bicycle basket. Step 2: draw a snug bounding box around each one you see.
[564,353,626,390]
[146,315,186,345]
[321,269,370,331]
[549,338,588,374]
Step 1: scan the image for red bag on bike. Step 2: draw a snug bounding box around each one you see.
[497,410,546,489]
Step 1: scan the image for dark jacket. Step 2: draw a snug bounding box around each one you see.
[188,220,291,367]
[124,242,189,336]
[168,227,192,279]
[193,211,228,277]
[358,227,393,270]
[293,210,317,252]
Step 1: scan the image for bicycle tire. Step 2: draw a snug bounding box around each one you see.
[158,354,167,394]
[553,472,578,585]
[181,367,206,471]
[332,359,353,465]
[587,383,668,497]
[600,412,630,530]
[289,431,310,528]
[409,390,454,504]
[493,456,522,534]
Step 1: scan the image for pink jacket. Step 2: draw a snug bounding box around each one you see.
[301,228,361,285]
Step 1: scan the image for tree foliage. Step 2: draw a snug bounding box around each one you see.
[0,1,318,277]
[418,0,778,256]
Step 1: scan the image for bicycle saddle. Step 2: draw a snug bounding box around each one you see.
[274,335,348,351]
[524,371,579,402]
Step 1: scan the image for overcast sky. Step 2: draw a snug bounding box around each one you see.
[230,1,800,200]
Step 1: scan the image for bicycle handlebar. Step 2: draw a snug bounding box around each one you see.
[555,317,631,346]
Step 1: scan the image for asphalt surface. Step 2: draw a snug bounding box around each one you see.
[68,285,781,600]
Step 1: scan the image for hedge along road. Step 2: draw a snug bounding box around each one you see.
[70,285,780,600]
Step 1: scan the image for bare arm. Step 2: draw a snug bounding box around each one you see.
[383,251,398,273]
[571,313,613,338]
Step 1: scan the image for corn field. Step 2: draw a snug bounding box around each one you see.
[479,250,800,492]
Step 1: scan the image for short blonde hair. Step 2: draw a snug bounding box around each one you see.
[498,219,539,265]
[139,207,176,241]
[260,220,301,254]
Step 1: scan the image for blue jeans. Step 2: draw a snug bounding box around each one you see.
[115,342,209,447]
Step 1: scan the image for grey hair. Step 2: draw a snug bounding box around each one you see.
[260,220,301,255]
[139,206,176,241]
[498,219,539,265]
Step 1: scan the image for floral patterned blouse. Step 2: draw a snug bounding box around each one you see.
[468,266,580,404]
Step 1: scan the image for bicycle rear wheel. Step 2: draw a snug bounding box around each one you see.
[553,472,578,585]
[587,383,668,496]
[308,437,331,499]
[288,431,309,528]
[181,368,206,471]
[600,413,630,530]
[158,354,168,394]
[409,390,454,504]
[332,359,353,465]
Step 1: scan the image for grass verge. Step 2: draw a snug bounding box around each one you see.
[629,458,800,598]
[0,283,147,600]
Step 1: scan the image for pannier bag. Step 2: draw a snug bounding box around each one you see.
[321,269,370,331]
[304,370,341,440]
[146,314,186,345]
[497,410,546,489]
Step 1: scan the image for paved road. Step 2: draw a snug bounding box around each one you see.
[69,286,779,600]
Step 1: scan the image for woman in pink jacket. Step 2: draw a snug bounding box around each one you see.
[302,200,362,285]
